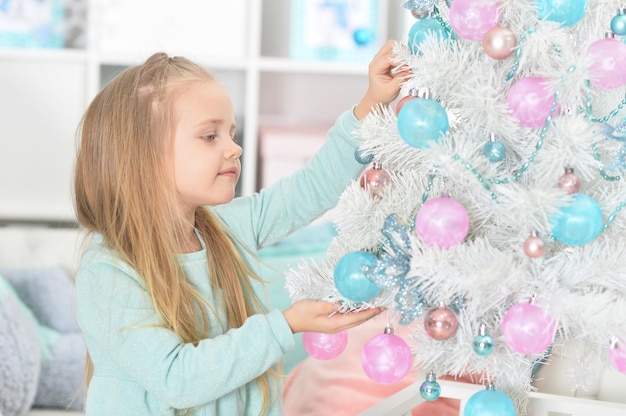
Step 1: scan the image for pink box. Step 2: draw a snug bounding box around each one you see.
[258,124,331,189]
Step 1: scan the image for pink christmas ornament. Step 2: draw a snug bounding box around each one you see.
[360,162,391,198]
[361,327,413,384]
[523,231,546,258]
[449,0,500,40]
[482,26,517,59]
[501,301,556,355]
[303,331,348,360]
[587,36,626,89]
[558,168,581,194]
[609,337,626,374]
[415,195,470,249]
[424,305,459,341]
[507,76,559,128]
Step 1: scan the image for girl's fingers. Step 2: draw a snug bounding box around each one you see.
[326,307,386,332]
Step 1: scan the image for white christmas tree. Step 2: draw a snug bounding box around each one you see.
[286,0,626,413]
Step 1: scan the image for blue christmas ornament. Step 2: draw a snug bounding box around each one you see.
[420,372,441,401]
[551,193,603,246]
[601,118,626,172]
[611,7,626,36]
[536,0,587,27]
[472,324,495,357]
[483,134,506,162]
[334,251,381,302]
[353,28,374,46]
[397,95,449,149]
[354,147,374,165]
[408,17,452,55]
[464,387,516,416]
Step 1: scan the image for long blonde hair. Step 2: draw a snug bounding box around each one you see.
[74,53,276,414]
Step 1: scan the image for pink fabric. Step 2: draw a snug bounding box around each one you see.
[283,319,473,415]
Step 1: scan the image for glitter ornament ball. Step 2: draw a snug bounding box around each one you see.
[483,135,506,162]
[507,76,558,128]
[420,372,441,401]
[415,195,469,249]
[523,231,545,258]
[361,329,413,384]
[501,301,555,355]
[424,305,459,341]
[333,251,381,302]
[397,96,449,148]
[550,193,603,246]
[359,162,391,198]
[611,8,626,36]
[482,25,517,59]
[587,37,626,89]
[464,388,516,416]
[609,338,626,374]
[449,0,500,41]
[354,148,374,165]
[407,17,452,55]
[558,168,581,194]
[536,0,587,27]
[302,331,348,360]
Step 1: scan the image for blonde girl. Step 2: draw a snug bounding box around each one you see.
[73,41,404,415]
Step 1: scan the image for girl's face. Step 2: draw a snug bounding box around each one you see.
[172,81,242,215]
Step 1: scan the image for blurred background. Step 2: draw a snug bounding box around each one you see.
[0,0,412,226]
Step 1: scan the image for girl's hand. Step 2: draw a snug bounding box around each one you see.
[354,39,410,120]
[282,299,385,334]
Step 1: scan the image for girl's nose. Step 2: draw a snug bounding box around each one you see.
[228,141,243,160]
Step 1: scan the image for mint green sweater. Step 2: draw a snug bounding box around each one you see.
[75,109,364,415]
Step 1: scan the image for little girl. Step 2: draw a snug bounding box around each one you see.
[73,40,404,415]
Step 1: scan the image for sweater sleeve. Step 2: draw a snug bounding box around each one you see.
[213,108,364,250]
[75,255,295,410]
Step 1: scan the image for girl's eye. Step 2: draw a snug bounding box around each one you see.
[201,134,216,142]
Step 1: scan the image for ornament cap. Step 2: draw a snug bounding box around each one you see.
[489,132,496,142]
[479,323,487,336]
[618,6,626,14]
[606,31,616,39]
[420,88,432,100]
[372,161,383,170]
[426,371,437,382]
[384,324,394,335]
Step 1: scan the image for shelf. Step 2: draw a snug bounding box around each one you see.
[0,48,88,63]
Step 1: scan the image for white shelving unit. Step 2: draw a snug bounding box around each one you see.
[0,0,409,224]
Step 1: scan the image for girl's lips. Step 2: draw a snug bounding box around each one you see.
[219,167,239,177]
